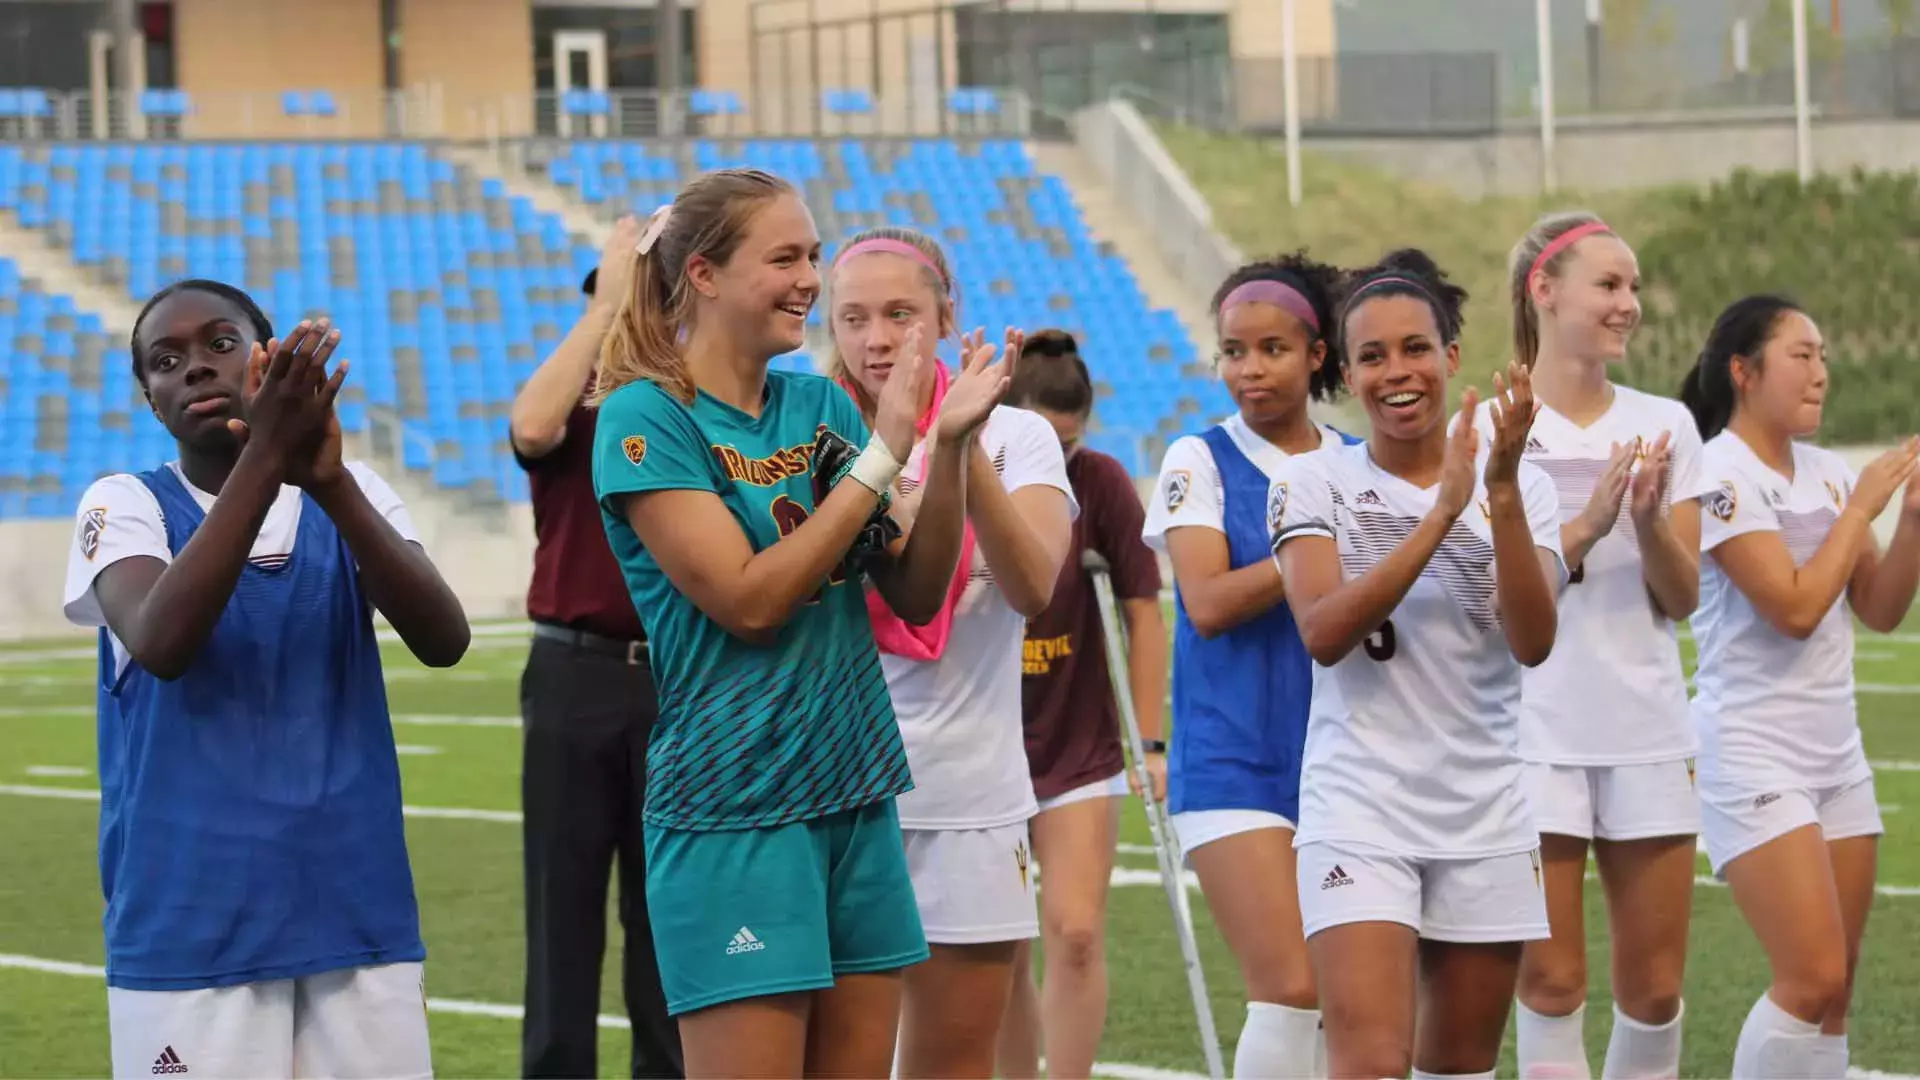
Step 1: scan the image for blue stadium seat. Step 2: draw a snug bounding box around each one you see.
[0,136,1198,518]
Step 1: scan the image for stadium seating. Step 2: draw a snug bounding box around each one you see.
[0,137,1205,520]
[0,258,122,519]
[529,138,1209,473]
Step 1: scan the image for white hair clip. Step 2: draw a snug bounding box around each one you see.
[636,205,673,255]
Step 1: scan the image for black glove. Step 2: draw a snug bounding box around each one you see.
[813,429,902,575]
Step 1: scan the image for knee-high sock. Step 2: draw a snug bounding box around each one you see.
[1731,994,1820,1079]
[1233,1001,1322,1079]
[1602,1000,1683,1079]
[1517,1000,1591,1079]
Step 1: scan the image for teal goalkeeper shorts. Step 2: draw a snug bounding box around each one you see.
[644,798,928,1016]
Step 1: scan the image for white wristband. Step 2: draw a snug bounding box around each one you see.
[847,433,904,496]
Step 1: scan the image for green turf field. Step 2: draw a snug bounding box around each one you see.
[0,621,1917,1079]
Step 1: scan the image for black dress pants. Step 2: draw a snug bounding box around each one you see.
[520,633,683,1079]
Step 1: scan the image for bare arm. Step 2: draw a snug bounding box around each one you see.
[1162,527,1288,638]
[94,447,284,681]
[868,434,972,625]
[619,477,888,646]
[1711,510,1874,640]
[964,440,1072,618]
[1639,500,1702,620]
[1280,510,1452,667]
[508,304,613,459]
[509,216,639,459]
[311,472,470,667]
[1848,513,1920,633]
[1489,483,1558,667]
[1120,597,1168,741]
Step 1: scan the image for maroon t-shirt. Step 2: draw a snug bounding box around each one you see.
[516,402,648,641]
[1021,447,1162,800]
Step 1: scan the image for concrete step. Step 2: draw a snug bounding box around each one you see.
[1026,140,1217,363]
[0,210,144,336]
[439,143,613,252]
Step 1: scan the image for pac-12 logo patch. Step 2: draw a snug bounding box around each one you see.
[1163,469,1191,512]
[1267,482,1289,536]
[79,507,107,561]
[622,435,648,465]
[1705,481,1737,523]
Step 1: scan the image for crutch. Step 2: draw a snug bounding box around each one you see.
[1083,550,1226,1080]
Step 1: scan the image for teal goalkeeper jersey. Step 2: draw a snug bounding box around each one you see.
[592,371,912,831]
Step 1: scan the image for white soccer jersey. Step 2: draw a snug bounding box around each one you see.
[885,405,1079,831]
[1270,441,1565,858]
[1692,432,1866,791]
[1142,414,1347,550]
[1471,387,1713,765]
[63,461,418,680]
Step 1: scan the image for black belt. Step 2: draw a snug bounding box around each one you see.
[532,621,649,666]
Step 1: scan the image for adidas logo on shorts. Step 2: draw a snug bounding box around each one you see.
[1320,865,1355,891]
[151,1046,189,1074]
[726,926,766,955]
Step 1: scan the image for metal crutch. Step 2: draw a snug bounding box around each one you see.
[1083,550,1226,1080]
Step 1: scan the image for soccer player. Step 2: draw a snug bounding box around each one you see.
[997,329,1168,1080]
[824,225,1075,1079]
[1141,252,1354,1079]
[62,280,471,1080]
[1680,295,1920,1079]
[1497,213,1710,1080]
[1270,249,1564,1080]
[589,170,1005,1078]
[506,213,683,1079]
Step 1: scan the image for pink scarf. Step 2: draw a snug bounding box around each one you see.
[839,362,976,661]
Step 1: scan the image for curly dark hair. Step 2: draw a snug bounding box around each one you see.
[1210,249,1345,402]
[1333,248,1470,359]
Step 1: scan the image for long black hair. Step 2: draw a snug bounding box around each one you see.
[1678,294,1802,439]
[1211,249,1346,402]
[129,278,274,388]
[1333,248,1470,359]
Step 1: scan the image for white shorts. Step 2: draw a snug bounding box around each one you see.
[108,961,431,1080]
[1036,770,1128,814]
[1699,774,1884,877]
[1169,808,1295,861]
[902,823,1040,944]
[1295,840,1551,944]
[1523,759,1701,842]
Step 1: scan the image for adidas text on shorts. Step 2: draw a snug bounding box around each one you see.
[1295,839,1550,944]
[643,798,928,1016]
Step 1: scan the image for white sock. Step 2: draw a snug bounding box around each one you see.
[1602,1000,1683,1079]
[1808,1033,1848,1079]
[1233,1001,1322,1079]
[1517,1000,1592,1079]
[1731,993,1821,1078]
[1411,1070,1496,1079]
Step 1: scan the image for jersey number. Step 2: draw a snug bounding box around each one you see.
[1363,619,1397,662]
[769,495,847,602]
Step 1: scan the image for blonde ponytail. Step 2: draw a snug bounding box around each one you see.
[588,167,796,406]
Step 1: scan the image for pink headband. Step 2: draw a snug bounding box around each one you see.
[832,237,948,286]
[1528,221,1613,285]
[1220,279,1320,332]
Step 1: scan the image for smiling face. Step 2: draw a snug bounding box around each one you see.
[1342,293,1460,444]
[1735,308,1828,438]
[829,250,949,404]
[1540,234,1642,364]
[687,192,821,359]
[1217,300,1322,430]
[132,288,261,448]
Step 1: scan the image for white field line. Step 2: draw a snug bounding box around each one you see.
[0,950,1913,1080]
[23,765,88,778]
[0,952,1211,1080]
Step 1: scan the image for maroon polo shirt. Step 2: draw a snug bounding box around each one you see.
[1020,447,1162,800]
[516,402,648,641]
